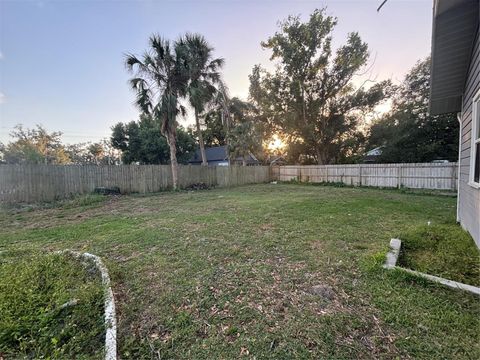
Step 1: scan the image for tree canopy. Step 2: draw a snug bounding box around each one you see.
[0,124,120,165]
[0,125,70,165]
[227,98,264,164]
[249,8,391,164]
[111,115,196,165]
[202,109,227,147]
[367,57,458,163]
[202,96,264,163]
[64,140,120,165]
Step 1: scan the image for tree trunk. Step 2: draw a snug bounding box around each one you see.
[316,146,327,165]
[300,82,307,124]
[226,140,231,166]
[195,109,208,166]
[166,131,179,190]
[222,112,231,166]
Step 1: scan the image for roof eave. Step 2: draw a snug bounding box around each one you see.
[429,0,479,115]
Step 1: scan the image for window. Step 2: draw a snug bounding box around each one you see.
[470,91,480,186]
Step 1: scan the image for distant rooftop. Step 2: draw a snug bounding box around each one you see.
[189,145,259,165]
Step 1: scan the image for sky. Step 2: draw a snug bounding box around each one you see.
[0,0,433,144]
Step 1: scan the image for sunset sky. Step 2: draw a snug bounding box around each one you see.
[0,0,433,144]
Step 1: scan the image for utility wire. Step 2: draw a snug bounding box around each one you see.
[377,0,389,12]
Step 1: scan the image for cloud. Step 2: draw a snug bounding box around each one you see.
[0,51,3,60]
[0,92,6,104]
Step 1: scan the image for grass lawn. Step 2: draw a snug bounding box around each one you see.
[0,252,105,359]
[0,184,479,359]
[399,223,480,286]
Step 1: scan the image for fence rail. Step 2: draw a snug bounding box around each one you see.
[0,165,271,203]
[271,163,458,191]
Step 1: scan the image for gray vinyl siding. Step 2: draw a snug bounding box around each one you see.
[458,27,480,248]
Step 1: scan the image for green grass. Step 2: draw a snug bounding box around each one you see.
[398,223,480,286]
[1,193,107,213]
[0,252,105,359]
[0,184,478,359]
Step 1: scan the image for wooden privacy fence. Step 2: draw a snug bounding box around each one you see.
[0,163,457,203]
[0,165,271,203]
[271,163,458,191]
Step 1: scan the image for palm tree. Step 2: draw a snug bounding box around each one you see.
[180,34,225,166]
[208,81,232,164]
[125,35,188,189]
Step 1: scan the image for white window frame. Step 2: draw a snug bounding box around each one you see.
[469,89,480,188]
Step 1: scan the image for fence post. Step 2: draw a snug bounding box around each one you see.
[269,166,279,182]
[358,164,362,186]
[397,164,403,189]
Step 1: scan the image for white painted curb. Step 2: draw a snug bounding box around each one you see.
[383,238,401,269]
[383,238,480,296]
[397,267,480,295]
[58,251,117,360]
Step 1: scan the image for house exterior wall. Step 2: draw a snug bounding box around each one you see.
[458,27,480,247]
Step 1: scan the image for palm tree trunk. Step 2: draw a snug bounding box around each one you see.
[222,112,231,165]
[195,109,208,166]
[166,131,179,190]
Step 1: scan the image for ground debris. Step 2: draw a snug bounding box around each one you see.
[309,284,335,300]
[185,182,211,191]
[93,186,121,195]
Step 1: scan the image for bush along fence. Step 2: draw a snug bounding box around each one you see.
[0,165,271,203]
[0,162,457,203]
[271,163,458,191]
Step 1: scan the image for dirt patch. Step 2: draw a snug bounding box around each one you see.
[310,284,335,300]
[1,195,169,230]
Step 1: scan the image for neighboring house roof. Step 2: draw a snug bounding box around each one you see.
[363,147,383,163]
[365,147,383,157]
[188,145,259,165]
[269,156,287,165]
[430,0,479,115]
[189,146,228,164]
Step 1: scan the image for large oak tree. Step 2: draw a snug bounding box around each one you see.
[249,8,390,164]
